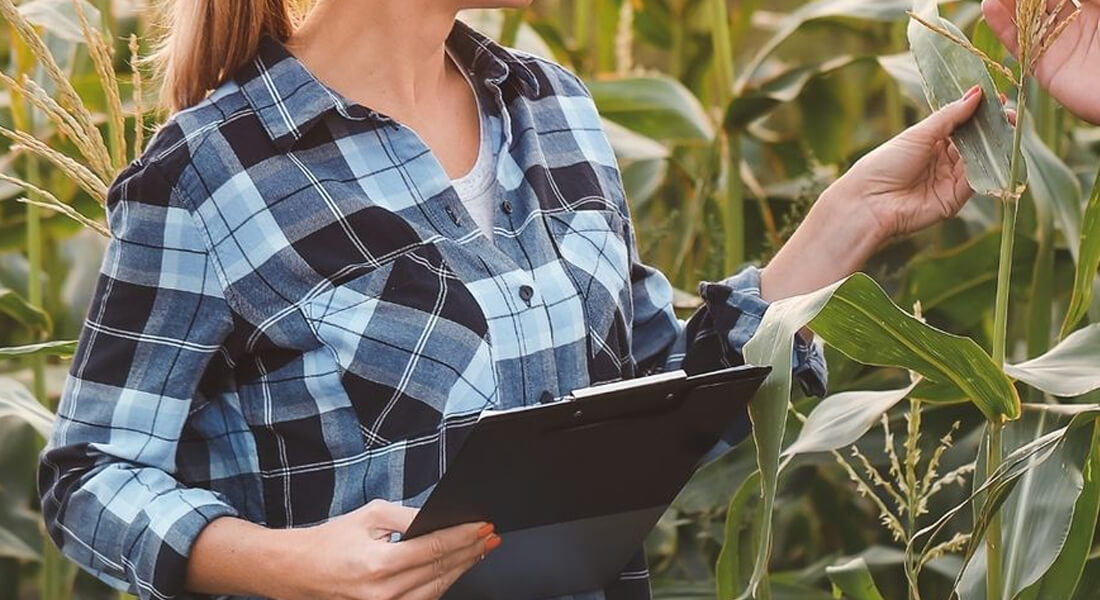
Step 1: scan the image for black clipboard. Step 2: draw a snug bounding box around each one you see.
[404,364,771,600]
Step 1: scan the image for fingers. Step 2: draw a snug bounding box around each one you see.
[947,141,961,163]
[982,0,1020,56]
[390,534,502,600]
[360,499,420,538]
[385,522,493,571]
[916,85,984,138]
[949,144,975,207]
[998,93,1018,126]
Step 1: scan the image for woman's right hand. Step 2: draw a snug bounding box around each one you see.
[289,500,500,600]
[982,0,1100,124]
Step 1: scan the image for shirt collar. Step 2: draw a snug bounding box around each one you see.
[234,19,540,152]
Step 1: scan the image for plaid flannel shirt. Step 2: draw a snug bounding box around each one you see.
[39,21,825,600]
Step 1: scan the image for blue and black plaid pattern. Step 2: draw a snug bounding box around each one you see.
[39,21,825,600]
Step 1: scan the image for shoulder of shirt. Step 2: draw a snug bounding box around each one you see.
[502,47,594,101]
[114,79,259,208]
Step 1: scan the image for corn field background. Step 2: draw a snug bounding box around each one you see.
[1,0,1099,599]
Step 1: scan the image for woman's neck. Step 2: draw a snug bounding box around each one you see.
[285,0,461,121]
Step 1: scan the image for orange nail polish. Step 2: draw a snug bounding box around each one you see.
[484,534,502,551]
[477,523,495,538]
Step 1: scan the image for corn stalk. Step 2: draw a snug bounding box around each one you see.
[707,0,744,273]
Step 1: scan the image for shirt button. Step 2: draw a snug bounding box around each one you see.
[501,200,513,215]
[539,390,554,404]
[518,284,534,305]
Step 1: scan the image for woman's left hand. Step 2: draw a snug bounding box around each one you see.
[838,85,985,239]
[760,86,996,302]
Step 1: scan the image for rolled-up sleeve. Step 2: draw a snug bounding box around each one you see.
[629,236,827,453]
[38,159,238,600]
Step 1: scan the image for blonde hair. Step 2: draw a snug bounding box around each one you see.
[152,0,302,112]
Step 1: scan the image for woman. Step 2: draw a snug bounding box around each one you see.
[39,1,996,599]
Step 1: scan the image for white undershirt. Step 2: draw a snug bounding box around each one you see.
[448,50,498,241]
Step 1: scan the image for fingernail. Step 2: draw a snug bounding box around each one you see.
[964,84,982,100]
[999,92,1008,104]
[477,523,495,538]
[484,534,502,551]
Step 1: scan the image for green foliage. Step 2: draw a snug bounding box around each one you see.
[908,0,1020,198]
[954,408,1100,599]
[1,1,1098,599]
[825,557,887,600]
[1062,166,1100,337]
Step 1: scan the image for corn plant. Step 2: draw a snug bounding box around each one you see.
[715,0,1100,598]
[1,0,144,598]
[3,1,1100,599]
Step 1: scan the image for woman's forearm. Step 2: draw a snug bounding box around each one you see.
[185,517,308,599]
[760,188,884,302]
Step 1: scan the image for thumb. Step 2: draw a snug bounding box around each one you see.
[360,499,419,537]
[916,86,984,138]
[981,0,1021,56]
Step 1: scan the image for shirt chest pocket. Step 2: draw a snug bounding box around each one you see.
[301,243,497,449]
[544,208,634,377]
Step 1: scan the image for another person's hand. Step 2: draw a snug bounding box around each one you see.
[289,499,498,600]
[983,0,1100,124]
[761,87,987,301]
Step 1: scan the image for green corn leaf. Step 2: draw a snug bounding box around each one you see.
[0,377,54,438]
[0,340,77,359]
[808,275,1019,421]
[1004,324,1100,398]
[724,55,863,131]
[956,410,1099,599]
[781,384,916,459]
[1061,164,1100,338]
[1022,124,1083,262]
[901,229,1036,330]
[878,52,926,106]
[716,471,762,600]
[825,557,887,600]
[908,0,1021,198]
[1017,425,1100,600]
[601,118,669,162]
[586,75,715,142]
[737,0,915,91]
[734,272,1018,598]
[0,288,51,334]
[17,0,101,44]
[0,420,43,562]
[903,405,1100,598]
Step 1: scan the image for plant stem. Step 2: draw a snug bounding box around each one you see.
[986,420,1005,600]
[10,23,69,600]
[709,0,735,102]
[992,78,1028,367]
[573,0,590,58]
[500,8,523,47]
[706,0,745,273]
[595,0,617,73]
[987,74,1030,600]
[905,400,923,600]
[669,2,684,79]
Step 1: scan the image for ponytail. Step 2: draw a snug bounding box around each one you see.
[152,0,297,112]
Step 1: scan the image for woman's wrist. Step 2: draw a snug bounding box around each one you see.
[760,181,887,302]
[815,179,893,257]
[185,517,318,600]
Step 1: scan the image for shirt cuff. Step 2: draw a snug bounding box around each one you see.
[124,491,239,600]
[699,266,828,398]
